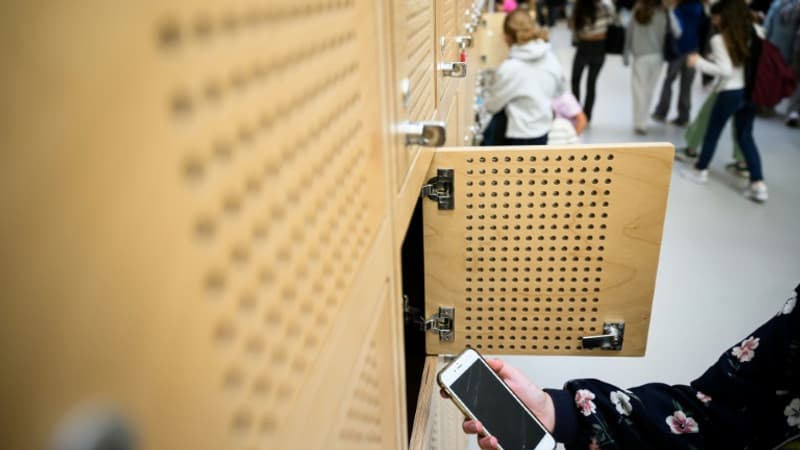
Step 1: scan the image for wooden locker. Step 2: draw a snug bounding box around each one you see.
[0,1,405,449]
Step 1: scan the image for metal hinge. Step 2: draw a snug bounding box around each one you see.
[421,168,454,210]
[425,307,454,342]
[581,322,625,350]
[403,296,454,342]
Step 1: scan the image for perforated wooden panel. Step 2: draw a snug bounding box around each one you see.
[0,1,400,449]
[423,144,674,356]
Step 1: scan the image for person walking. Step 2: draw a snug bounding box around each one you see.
[764,0,800,125]
[681,0,769,203]
[652,0,708,125]
[624,0,682,134]
[569,0,617,122]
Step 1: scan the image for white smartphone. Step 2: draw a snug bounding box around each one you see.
[437,348,556,450]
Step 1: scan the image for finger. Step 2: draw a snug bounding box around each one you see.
[486,358,505,373]
[478,434,499,450]
[463,419,483,435]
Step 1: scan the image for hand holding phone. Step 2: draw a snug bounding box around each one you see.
[438,349,556,450]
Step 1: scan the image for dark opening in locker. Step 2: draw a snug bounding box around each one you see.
[401,198,426,442]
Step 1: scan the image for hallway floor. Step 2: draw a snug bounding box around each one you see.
[493,22,799,395]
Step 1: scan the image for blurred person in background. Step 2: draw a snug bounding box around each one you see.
[483,9,566,145]
[763,0,800,125]
[624,0,682,134]
[652,0,708,126]
[569,0,617,121]
[681,0,769,203]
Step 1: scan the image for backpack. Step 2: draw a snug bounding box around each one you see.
[747,35,798,107]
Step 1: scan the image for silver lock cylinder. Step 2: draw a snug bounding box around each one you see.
[395,121,447,147]
[439,62,467,78]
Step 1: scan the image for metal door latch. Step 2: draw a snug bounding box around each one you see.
[439,62,467,78]
[425,307,455,342]
[455,35,473,49]
[421,168,455,210]
[396,121,446,147]
[581,322,625,350]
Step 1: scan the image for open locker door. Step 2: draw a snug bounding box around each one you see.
[422,144,674,356]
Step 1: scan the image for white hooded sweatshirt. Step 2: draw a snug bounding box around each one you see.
[485,39,566,139]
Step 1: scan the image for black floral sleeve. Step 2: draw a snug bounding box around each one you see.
[545,284,800,449]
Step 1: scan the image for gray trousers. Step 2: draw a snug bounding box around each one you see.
[653,55,696,122]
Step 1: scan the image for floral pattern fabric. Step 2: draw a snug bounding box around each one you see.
[547,286,800,449]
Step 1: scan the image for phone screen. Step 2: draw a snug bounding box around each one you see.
[450,359,547,450]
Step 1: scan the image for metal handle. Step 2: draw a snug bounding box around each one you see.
[581,322,625,350]
[396,121,447,147]
[439,62,467,78]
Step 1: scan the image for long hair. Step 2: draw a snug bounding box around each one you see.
[503,9,546,44]
[572,0,598,31]
[716,0,752,66]
[633,0,661,24]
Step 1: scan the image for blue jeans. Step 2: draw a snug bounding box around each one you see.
[696,89,764,182]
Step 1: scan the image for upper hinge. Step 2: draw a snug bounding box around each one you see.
[421,168,455,210]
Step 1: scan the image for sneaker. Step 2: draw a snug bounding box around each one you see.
[670,118,688,126]
[679,167,708,184]
[786,112,799,128]
[744,182,768,203]
[725,161,749,178]
[674,147,699,163]
[651,113,666,123]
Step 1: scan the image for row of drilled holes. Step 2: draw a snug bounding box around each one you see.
[464,245,606,254]
[464,315,599,322]
[466,234,608,246]
[158,1,356,48]
[473,344,585,351]
[466,229,608,240]
[467,153,615,164]
[466,197,611,209]
[466,297,600,304]
[172,32,356,119]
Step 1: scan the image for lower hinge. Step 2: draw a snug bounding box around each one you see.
[424,306,455,342]
[404,296,454,342]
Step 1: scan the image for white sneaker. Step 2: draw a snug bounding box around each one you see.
[744,182,768,203]
[679,167,708,184]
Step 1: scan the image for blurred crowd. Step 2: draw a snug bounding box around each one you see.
[483,0,799,204]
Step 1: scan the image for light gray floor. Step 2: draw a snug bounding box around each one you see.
[469,22,799,449]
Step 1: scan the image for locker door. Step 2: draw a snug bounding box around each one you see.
[0,1,403,449]
[421,144,674,356]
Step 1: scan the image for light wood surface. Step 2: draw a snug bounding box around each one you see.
[409,357,468,450]
[423,144,675,356]
[0,1,402,449]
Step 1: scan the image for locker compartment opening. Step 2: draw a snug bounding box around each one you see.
[401,199,427,442]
